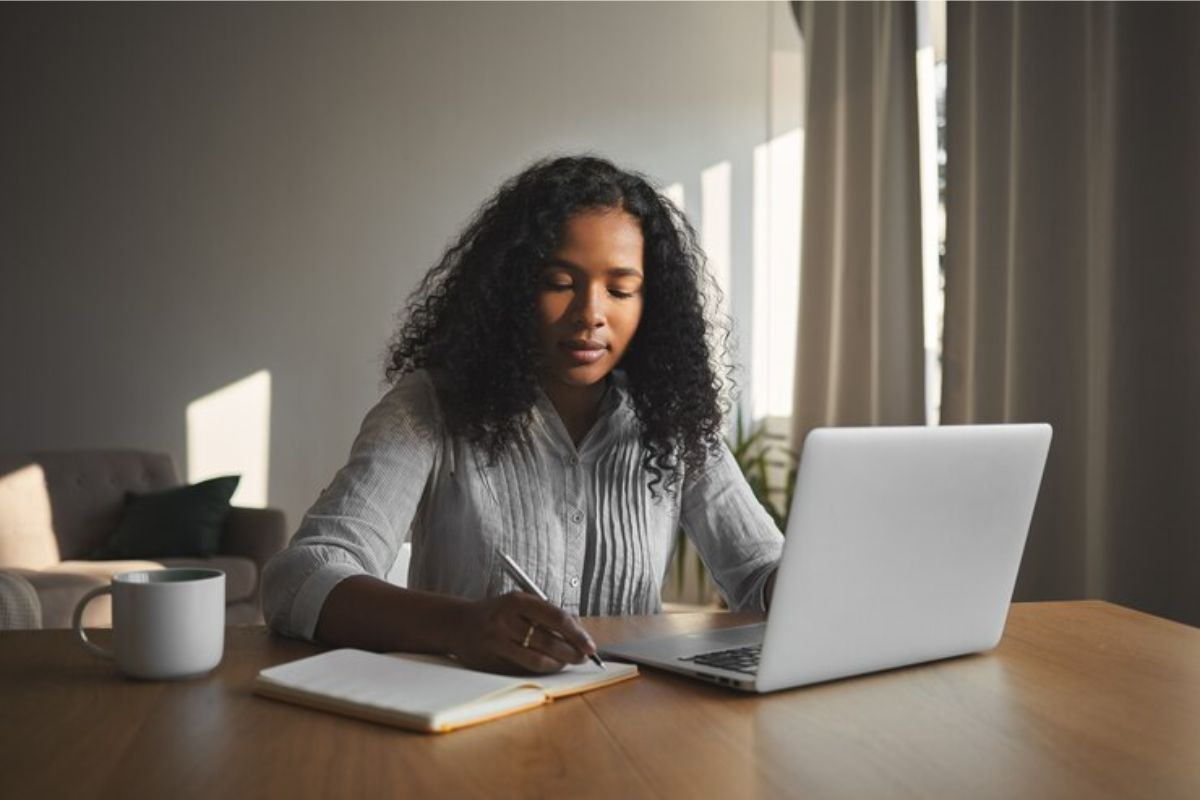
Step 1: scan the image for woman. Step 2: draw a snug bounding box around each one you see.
[262,155,783,674]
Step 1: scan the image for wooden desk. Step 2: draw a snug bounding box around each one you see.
[2,601,1198,799]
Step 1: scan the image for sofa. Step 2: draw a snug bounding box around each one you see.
[0,450,288,628]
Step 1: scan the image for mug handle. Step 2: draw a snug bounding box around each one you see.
[72,585,114,660]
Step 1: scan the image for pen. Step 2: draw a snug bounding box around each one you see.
[498,551,606,670]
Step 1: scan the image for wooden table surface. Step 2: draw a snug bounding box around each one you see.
[2,601,1199,799]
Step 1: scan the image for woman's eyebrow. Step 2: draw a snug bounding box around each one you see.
[607,267,644,279]
[545,257,643,278]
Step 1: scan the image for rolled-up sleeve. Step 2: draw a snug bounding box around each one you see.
[679,443,784,612]
[261,372,441,641]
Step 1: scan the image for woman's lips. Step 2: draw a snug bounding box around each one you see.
[559,340,608,364]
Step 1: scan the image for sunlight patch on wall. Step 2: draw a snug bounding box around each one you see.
[186,370,272,508]
[751,128,804,421]
[700,161,732,319]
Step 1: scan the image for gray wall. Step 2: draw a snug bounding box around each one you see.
[1,2,777,528]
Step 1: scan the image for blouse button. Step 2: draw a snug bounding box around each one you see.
[569,456,580,467]
[570,510,584,524]
[569,576,580,588]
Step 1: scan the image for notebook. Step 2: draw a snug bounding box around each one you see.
[254,648,639,733]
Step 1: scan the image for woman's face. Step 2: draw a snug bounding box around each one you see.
[536,208,645,392]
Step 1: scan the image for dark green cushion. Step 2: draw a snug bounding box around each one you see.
[92,475,241,559]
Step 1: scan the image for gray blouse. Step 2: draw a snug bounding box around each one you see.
[261,370,784,641]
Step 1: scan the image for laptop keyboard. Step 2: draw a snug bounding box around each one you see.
[679,643,762,675]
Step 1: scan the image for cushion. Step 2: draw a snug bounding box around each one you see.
[14,450,181,561]
[91,476,239,560]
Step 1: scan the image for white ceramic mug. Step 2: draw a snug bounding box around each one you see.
[72,568,225,680]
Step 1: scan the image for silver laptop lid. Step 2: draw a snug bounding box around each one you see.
[756,424,1051,692]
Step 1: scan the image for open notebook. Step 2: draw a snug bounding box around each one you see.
[254,649,639,733]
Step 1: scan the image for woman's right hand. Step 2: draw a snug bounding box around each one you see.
[448,591,598,675]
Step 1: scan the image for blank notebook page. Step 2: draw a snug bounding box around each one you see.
[258,650,535,718]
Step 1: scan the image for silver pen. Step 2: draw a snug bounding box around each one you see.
[499,551,605,669]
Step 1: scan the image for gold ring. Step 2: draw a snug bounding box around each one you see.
[521,624,535,648]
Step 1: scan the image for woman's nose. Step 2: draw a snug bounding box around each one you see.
[573,286,607,329]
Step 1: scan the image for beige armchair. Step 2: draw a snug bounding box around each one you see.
[0,450,288,628]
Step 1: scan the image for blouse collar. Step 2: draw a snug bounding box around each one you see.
[532,371,631,459]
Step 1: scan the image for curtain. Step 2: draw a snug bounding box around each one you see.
[942,2,1200,625]
[790,1,926,453]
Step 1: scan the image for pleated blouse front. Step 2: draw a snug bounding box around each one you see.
[261,370,784,642]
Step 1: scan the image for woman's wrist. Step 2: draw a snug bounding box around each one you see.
[422,592,472,655]
[315,574,471,655]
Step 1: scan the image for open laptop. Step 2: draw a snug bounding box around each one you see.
[601,424,1053,693]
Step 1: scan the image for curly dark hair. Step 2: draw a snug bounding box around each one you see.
[386,154,729,494]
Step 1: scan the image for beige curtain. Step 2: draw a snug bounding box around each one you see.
[942,2,1200,625]
[791,1,926,452]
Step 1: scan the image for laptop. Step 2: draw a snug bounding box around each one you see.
[601,424,1053,693]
